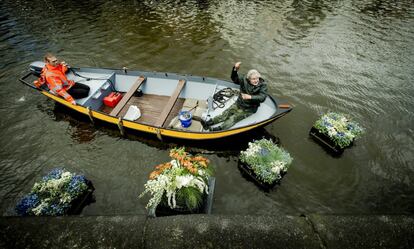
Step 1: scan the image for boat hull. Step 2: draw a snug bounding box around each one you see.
[20,65,292,140]
[44,91,289,140]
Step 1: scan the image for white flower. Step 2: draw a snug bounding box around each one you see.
[346,131,355,139]
[166,191,176,208]
[193,177,208,194]
[327,126,337,137]
[32,201,49,216]
[270,161,285,174]
[61,172,72,179]
[60,192,72,204]
[242,142,262,159]
[176,175,194,189]
[171,159,179,168]
[140,175,170,209]
[271,166,280,174]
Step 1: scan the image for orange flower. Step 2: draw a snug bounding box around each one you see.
[170,148,187,160]
[149,171,160,180]
[169,151,175,158]
[155,163,164,170]
[152,162,173,175]
[193,156,210,166]
[164,162,172,169]
[152,148,209,178]
[183,160,193,168]
[180,155,189,161]
[198,161,207,168]
[193,156,205,161]
[189,167,198,175]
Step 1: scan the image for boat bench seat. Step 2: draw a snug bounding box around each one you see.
[181,98,208,121]
[154,79,186,127]
[168,117,203,132]
[167,98,207,132]
[75,73,115,110]
[110,76,146,117]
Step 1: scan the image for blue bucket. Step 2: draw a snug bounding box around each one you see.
[178,111,192,128]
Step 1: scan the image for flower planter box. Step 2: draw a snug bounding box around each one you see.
[148,177,215,217]
[67,180,95,215]
[309,126,353,155]
[238,160,279,190]
[15,169,95,216]
[310,112,363,156]
[238,139,292,191]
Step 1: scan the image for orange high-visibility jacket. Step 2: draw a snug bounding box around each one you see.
[41,64,75,103]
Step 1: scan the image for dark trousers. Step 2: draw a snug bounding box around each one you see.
[68,83,90,99]
[211,103,255,130]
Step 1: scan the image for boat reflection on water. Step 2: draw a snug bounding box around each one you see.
[50,103,279,156]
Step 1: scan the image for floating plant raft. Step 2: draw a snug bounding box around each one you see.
[15,168,94,216]
[310,112,364,155]
[239,138,292,190]
[150,177,215,217]
[140,147,215,217]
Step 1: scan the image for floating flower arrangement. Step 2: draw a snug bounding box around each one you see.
[139,147,214,215]
[310,112,364,154]
[239,138,292,189]
[15,168,93,216]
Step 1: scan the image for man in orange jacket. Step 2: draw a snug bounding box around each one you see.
[36,53,89,105]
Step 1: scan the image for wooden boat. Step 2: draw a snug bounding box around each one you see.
[20,61,292,140]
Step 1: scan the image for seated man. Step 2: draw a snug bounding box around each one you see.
[203,62,268,131]
[35,53,89,105]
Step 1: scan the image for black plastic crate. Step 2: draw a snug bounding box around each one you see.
[67,180,95,215]
[238,160,281,191]
[309,126,354,155]
[148,177,215,217]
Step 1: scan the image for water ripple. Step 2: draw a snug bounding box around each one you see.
[0,0,413,215]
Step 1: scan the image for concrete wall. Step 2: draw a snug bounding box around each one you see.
[1,214,413,249]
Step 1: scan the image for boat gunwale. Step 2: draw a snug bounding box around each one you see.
[71,66,229,85]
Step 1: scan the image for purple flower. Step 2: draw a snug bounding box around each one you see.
[42,168,65,181]
[259,148,270,156]
[323,121,332,127]
[15,193,40,216]
[66,175,87,196]
[44,203,65,216]
[17,169,91,216]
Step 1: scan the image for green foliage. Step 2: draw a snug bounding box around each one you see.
[314,112,364,148]
[240,139,292,184]
[176,186,204,211]
[140,147,213,211]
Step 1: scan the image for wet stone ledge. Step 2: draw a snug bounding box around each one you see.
[0,214,413,249]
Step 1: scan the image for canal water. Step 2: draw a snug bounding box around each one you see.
[1,0,413,215]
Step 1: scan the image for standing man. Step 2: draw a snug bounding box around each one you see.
[35,53,90,105]
[203,62,268,131]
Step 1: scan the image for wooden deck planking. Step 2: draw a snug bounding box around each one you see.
[103,94,184,126]
[154,79,186,127]
[109,76,146,117]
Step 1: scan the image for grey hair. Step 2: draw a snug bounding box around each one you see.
[247,69,261,80]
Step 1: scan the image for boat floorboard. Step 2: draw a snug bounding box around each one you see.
[100,94,184,127]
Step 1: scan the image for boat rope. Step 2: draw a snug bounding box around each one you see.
[156,128,162,141]
[69,68,116,91]
[117,117,125,136]
[86,106,94,124]
[212,87,239,109]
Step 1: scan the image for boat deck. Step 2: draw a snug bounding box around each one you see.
[100,94,185,127]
